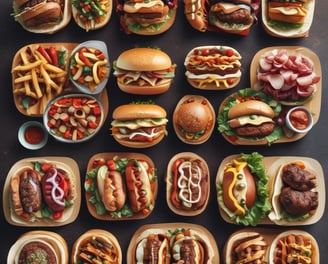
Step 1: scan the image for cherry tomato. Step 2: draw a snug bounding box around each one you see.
[225,48,234,57]
[53,211,63,220]
[202,49,210,56]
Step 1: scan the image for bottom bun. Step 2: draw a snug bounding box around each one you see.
[118,80,172,95]
[187,76,240,90]
[7,230,68,264]
[72,229,122,264]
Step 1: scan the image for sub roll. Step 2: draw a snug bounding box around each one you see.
[111,103,168,148]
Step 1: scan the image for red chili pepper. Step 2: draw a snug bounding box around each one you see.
[76,129,84,139]
[58,176,69,197]
[37,45,52,64]
[72,98,83,108]
[79,48,93,67]
[48,47,58,66]
[88,121,98,129]
[142,208,150,215]
[64,130,72,139]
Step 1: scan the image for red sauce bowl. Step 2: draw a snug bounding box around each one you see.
[18,121,48,150]
[285,106,314,134]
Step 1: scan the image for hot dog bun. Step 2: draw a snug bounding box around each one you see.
[7,230,68,264]
[111,103,168,148]
[71,229,122,264]
[13,0,71,34]
[166,152,210,216]
[113,47,175,95]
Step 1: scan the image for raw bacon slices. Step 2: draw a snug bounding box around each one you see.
[257,49,320,102]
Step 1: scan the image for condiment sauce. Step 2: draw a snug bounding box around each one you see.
[289,109,310,130]
[24,125,44,144]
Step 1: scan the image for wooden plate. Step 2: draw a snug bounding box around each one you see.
[216,154,325,226]
[261,0,315,38]
[85,152,158,220]
[224,228,319,264]
[127,223,220,264]
[3,157,81,227]
[12,43,109,117]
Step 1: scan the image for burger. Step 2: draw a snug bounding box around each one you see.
[224,231,267,263]
[135,233,171,263]
[184,46,242,90]
[173,95,215,145]
[216,152,271,226]
[84,153,157,220]
[113,47,175,95]
[166,152,210,216]
[208,0,256,34]
[111,102,168,148]
[116,0,178,35]
[218,88,283,145]
[267,0,308,26]
[12,0,71,34]
[7,230,68,263]
[72,0,112,31]
[71,229,122,263]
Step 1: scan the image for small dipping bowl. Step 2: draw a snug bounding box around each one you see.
[18,121,48,150]
[285,106,314,133]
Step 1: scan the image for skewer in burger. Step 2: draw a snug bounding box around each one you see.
[184,45,242,90]
[216,152,271,226]
[12,0,71,34]
[116,0,178,35]
[71,229,122,263]
[218,88,283,145]
[113,47,175,95]
[173,95,215,145]
[111,101,168,148]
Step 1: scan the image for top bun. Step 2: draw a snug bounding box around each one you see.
[228,100,275,119]
[116,48,172,71]
[112,104,167,120]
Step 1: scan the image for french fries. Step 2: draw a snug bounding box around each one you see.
[12,44,68,115]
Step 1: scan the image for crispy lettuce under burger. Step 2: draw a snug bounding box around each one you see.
[217,152,272,226]
[218,88,283,145]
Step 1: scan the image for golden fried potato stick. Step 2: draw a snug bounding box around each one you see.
[31,68,43,98]
[12,60,42,72]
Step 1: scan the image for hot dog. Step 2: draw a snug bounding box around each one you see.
[84,153,157,220]
[217,152,271,226]
[12,0,71,34]
[167,152,209,216]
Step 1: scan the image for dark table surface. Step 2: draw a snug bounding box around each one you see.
[0,0,327,263]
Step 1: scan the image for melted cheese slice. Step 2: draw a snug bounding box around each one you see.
[124,0,164,13]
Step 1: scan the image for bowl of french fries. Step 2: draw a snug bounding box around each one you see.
[43,93,105,143]
[69,40,110,95]
[12,43,72,116]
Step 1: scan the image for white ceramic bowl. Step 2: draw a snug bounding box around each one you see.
[43,93,104,143]
[18,121,48,150]
[285,106,314,133]
[69,40,110,94]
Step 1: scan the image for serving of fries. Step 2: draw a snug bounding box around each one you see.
[12,44,71,116]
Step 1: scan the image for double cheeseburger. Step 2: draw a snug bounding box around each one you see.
[113,47,175,95]
[216,152,271,226]
[13,0,71,33]
[185,45,242,90]
[208,0,256,34]
[218,88,283,145]
[116,0,178,35]
[173,95,215,145]
[111,102,168,148]
[267,0,308,25]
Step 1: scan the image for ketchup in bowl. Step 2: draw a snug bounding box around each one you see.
[24,125,45,145]
[18,121,48,150]
[286,106,313,133]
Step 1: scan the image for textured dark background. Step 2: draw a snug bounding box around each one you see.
[0,1,327,263]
